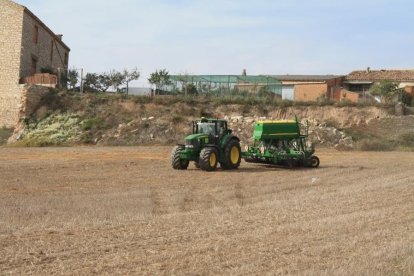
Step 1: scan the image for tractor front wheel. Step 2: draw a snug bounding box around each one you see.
[221,139,241,170]
[171,146,189,170]
[199,147,218,171]
[310,156,320,168]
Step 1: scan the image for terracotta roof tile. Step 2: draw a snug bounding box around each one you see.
[346,70,414,81]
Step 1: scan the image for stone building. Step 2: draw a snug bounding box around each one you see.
[0,0,70,127]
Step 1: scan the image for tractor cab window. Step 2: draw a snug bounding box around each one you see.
[197,122,216,135]
[217,121,227,136]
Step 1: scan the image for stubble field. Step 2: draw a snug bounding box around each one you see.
[0,146,413,275]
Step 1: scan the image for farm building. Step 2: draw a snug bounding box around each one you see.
[344,69,414,97]
[0,0,70,127]
[268,75,357,102]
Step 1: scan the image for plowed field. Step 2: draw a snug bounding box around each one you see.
[0,147,413,275]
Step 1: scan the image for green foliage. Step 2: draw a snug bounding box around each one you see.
[40,66,55,74]
[123,68,140,92]
[401,92,413,106]
[17,113,84,147]
[83,68,140,93]
[184,83,198,95]
[84,73,100,92]
[148,69,172,94]
[370,81,399,103]
[81,117,105,131]
[67,69,79,91]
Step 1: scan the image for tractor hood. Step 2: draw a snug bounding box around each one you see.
[185,133,209,141]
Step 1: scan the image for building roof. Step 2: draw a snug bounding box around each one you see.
[346,70,414,82]
[268,75,343,82]
[12,0,70,51]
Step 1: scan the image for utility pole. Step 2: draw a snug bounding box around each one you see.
[80,68,84,93]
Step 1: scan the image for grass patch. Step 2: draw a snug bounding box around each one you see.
[81,117,106,131]
[15,113,83,147]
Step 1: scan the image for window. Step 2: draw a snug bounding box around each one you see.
[31,57,37,75]
[50,40,54,62]
[64,52,68,66]
[33,25,39,44]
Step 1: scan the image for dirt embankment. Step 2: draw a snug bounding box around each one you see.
[7,92,414,150]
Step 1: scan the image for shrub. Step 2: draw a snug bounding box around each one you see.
[81,117,105,131]
[399,132,414,147]
[172,115,184,124]
[358,139,393,151]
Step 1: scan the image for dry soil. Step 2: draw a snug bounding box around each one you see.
[0,147,413,275]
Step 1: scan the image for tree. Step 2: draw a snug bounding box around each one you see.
[148,69,172,95]
[108,70,125,92]
[67,69,79,91]
[123,68,140,94]
[97,73,112,92]
[370,81,399,103]
[84,73,99,92]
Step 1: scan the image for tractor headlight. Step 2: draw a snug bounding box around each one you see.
[185,140,198,149]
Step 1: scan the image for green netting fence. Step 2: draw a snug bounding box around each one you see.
[165,75,282,97]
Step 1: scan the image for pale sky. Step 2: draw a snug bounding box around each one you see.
[16,0,414,86]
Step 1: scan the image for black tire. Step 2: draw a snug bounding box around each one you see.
[171,146,189,170]
[199,147,218,171]
[310,156,320,168]
[220,139,241,170]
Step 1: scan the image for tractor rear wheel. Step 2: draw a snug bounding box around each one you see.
[221,139,241,170]
[171,146,189,170]
[310,156,320,168]
[199,147,218,171]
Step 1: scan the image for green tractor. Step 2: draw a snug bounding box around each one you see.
[241,118,320,168]
[171,118,241,171]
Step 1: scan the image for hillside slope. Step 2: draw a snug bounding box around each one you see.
[8,91,414,150]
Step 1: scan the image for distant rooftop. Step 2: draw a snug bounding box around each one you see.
[268,75,343,82]
[346,70,414,82]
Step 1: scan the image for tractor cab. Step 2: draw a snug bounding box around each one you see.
[193,118,229,143]
[171,118,241,171]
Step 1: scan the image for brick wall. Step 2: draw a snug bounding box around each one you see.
[294,83,328,101]
[0,0,25,127]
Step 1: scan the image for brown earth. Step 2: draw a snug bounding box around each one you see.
[0,146,413,275]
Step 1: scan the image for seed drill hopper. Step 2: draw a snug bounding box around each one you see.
[241,118,319,168]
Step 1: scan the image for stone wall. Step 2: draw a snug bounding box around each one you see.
[0,0,25,127]
[0,0,69,127]
[20,9,70,80]
[8,85,51,142]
